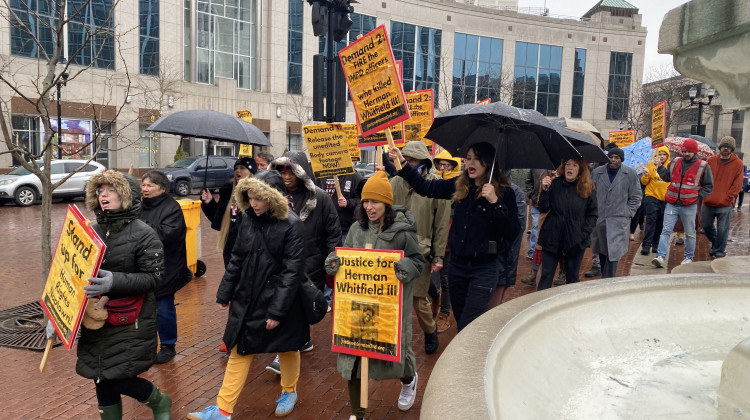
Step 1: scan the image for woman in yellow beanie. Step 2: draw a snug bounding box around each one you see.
[325,171,426,419]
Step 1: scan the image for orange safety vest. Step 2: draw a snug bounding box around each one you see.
[665,157,707,205]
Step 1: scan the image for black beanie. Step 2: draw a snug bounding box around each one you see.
[608,147,625,161]
[234,156,258,174]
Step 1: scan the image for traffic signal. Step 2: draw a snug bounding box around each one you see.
[310,2,328,37]
[330,1,353,42]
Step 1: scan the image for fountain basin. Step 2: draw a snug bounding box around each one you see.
[422,274,750,419]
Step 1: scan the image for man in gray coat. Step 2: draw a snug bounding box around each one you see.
[590,147,643,278]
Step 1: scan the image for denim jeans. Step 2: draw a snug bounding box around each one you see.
[529,206,540,255]
[700,204,733,255]
[156,294,178,346]
[642,196,665,250]
[657,203,697,259]
[448,257,499,331]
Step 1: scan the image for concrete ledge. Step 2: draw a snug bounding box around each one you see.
[422,274,750,419]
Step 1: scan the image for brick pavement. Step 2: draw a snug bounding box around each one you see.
[0,199,747,419]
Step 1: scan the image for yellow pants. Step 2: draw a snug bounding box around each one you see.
[217,347,300,414]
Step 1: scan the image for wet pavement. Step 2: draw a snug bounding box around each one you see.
[1,198,748,419]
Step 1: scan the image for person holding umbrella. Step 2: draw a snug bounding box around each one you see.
[389,142,520,331]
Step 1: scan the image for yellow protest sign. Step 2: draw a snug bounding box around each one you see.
[41,205,105,349]
[236,109,253,123]
[651,100,667,147]
[303,123,355,178]
[339,25,410,138]
[238,145,253,158]
[332,248,404,362]
[404,89,435,152]
[358,60,406,147]
[343,124,361,162]
[476,98,491,105]
[608,129,636,147]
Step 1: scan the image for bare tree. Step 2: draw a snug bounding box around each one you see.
[0,0,138,281]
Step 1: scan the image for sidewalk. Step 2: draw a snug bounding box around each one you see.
[0,200,747,419]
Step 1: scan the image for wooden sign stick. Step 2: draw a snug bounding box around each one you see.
[385,128,402,170]
[333,175,343,199]
[361,242,374,409]
[40,338,54,372]
[376,146,383,169]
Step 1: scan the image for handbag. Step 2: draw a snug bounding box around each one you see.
[105,295,145,326]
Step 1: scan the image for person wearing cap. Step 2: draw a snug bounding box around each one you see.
[200,156,258,267]
[390,141,450,355]
[325,171,426,418]
[652,138,714,267]
[700,136,742,258]
[590,146,642,278]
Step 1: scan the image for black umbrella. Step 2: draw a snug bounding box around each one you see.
[146,109,271,188]
[550,121,609,164]
[688,134,717,150]
[425,102,580,171]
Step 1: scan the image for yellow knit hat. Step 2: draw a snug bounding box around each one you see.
[361,171,393,205]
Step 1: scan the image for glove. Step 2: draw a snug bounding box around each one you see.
[325,254,341,275]
[84,269,114,298]
[45,320,56,340]
[656,165,668,180]
[394,259,410,282]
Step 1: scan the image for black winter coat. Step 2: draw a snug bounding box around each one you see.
[77,171,164,382]
[396,164,520,262]
[216,177,310,355]
[141,193,193,297]
[201,182,241,266]
[537,177,598,255]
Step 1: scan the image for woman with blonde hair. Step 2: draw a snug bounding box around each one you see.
[536,157,598,290]
[389,142,520,331]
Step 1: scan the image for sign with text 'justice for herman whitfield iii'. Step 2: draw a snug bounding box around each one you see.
[332,248,404,362]
[339,25,410,138]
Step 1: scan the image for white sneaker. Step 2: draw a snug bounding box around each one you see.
[397,372,418,411]
[651,256,665,268]
[681,258,693,265]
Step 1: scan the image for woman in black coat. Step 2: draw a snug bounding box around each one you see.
[78,171,170,419]
[389,142,520,331]
[200,156,257,266]
[188,170,308,420]
[536,157,598,290]
[140,170,193,364]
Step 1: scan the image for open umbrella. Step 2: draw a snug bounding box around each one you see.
[550,120,608,164]
[425,102,580,170]
[688,134,718,150]
[663,137,714,161]
[550,117,605,148]
[622,137,653,174]
[147,109,271,188]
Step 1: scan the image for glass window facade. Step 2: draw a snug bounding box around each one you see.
[513,42,561,116]
[390,21,441,104]
[287,0,303,94]
[452,33,503,107]
[571,48,586,119]
[140,0,159,75]
[11,116,41,166]
[606,51,632,120]
[189,0,258,89]
[11,0,114,69]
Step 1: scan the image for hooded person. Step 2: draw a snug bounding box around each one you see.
[390,141,451,355]
[639,146,671,255]
[701,136,743,257]
[188,172,309,420]
[78,170,170,419]
[200,156,258,267]
[433,150,462,180]
[325,171,426,418]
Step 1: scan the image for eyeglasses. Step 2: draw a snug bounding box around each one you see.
[96,187,118,196]
[437,162,453,169]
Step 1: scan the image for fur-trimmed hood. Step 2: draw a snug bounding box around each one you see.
[268,151,318,221]
[85,170,139,211]
[234,177,290,221]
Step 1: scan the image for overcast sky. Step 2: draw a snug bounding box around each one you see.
[518,0,689,76]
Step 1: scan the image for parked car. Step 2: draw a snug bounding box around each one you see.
[354,162,375,179]
[0,159,106,206]
[160,156,237,196]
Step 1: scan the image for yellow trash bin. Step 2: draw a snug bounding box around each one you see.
[177,200,205,277]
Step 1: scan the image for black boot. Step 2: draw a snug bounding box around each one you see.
[98,401,122,420]
[584,265,601,277]
[156,345,176,364]
[144,385,172,420]
[424,330,439,355]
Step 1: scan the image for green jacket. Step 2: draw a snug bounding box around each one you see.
[329,206,426,381]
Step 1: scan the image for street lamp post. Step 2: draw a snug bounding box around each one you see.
[56,62,69,159]
[688,84,715,137]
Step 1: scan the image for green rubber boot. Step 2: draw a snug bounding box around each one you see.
[98,401,122,420]
[144,385,172,420]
